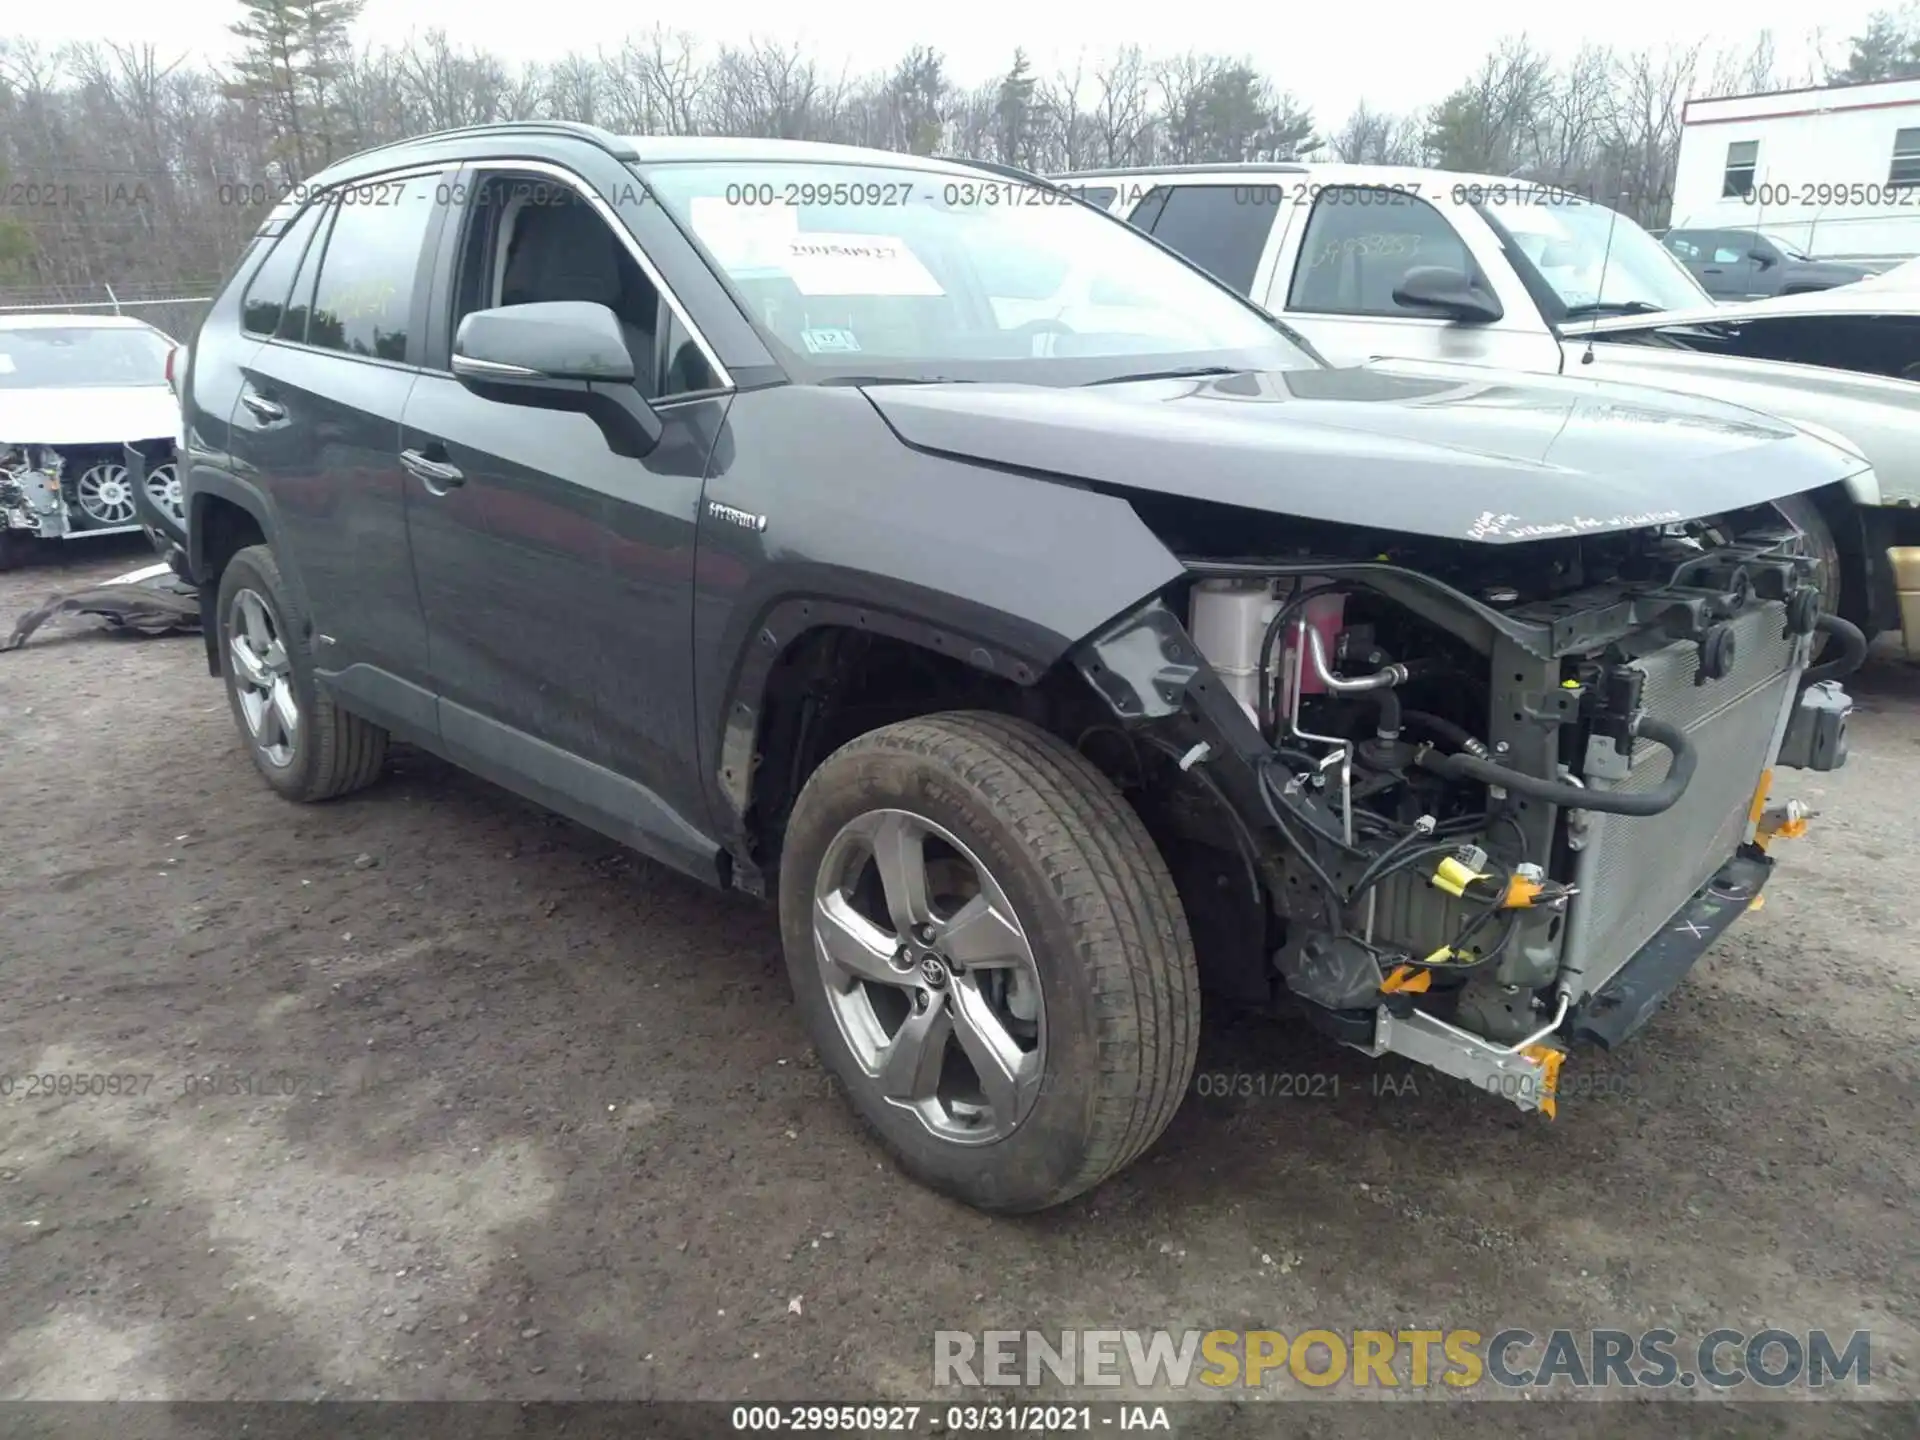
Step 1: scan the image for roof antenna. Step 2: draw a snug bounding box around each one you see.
[1581,189,1625,367]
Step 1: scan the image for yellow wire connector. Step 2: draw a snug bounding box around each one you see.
[1430,845,1489,898]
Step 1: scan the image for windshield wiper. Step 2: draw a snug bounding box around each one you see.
[1560,300,1666,321]
[1083,365,1243,387]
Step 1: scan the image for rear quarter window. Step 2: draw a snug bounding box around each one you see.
[241,199,330,337]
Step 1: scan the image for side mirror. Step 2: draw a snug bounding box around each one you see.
[1390,266,1504,325]
[451,301,661,458]
[1749,250,1776,269]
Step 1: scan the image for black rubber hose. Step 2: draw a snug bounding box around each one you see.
[1401,709,1488,758]
[1804,613,1868,686]
[1365,686,1402,738]
[1415,712,1698,817]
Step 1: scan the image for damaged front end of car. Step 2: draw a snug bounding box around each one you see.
[1070,501,1863,1115]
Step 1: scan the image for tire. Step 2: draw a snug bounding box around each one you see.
[1773,493,1844,656]
[214,544,388,802]
[778,710,1200,1213]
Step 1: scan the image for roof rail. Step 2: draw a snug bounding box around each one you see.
[935,155,1062,189]
[1055,161,1310,180]
[330,120,638,169]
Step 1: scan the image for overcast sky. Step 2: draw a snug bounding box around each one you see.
[4,2,1894,124]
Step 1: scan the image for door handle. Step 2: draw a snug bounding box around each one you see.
[240,392,286,422]
[400,446,465,492]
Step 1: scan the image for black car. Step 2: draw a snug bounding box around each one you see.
[1662,227,1879,300]
[178,124,1863,1212]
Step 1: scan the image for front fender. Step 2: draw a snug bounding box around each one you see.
[694,386,1188,854]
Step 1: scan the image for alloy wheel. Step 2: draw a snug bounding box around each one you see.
[228,588,299,768]
[811,808,1047,1144]
[75,462,136,526]
[145,462,184,523]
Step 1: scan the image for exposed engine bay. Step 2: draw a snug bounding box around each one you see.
[0,440,182,555]
[1075,499,1865,1115]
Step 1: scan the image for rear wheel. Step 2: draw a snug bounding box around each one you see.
[778,711,1199,1213]
[215,544,388,801]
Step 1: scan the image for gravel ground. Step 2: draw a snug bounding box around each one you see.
[1,540,1916,1436]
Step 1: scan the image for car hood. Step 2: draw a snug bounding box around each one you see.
[1569,285,1920,330]
[0,384,179,447]
[1567,342,1920,504]
[861,363,1864,544]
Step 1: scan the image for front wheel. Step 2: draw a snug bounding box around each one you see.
[778,711,1200,1213]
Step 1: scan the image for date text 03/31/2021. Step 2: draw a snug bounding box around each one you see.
[728,1405,1172,1432]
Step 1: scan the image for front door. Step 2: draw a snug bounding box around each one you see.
[402,165,729,867]
[1698,233,1759,300]
[1267,186,1564,373]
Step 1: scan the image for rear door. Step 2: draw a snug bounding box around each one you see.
[1132,184,1285,299]
[225,167,452,735]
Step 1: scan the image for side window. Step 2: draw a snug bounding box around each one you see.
[449,172,698,400]
[1710,237,1747,265]
[278,198,337,344]
[306,175,438,361]
[1891,128,1920,188]
[1142,186,1277,296]
[1665,234,1701,260]
[240,199,329,336]
[1723,140,1759,198]
[660,310,720,395]
[1287,188,1481,317]
[1126,186,1169,234]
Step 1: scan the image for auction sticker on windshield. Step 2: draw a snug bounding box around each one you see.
[784,234,945,297]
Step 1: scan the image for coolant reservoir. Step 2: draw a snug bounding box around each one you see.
[1188,577,1348,725]
[1188,579,1278,723]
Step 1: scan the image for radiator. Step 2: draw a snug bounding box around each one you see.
[1560,600,1799,997]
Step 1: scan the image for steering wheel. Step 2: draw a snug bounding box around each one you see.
[1009,317,1078,356]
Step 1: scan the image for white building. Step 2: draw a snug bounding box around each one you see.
[1670,77,1920,262]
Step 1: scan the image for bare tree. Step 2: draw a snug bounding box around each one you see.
[1090,46,1152,167]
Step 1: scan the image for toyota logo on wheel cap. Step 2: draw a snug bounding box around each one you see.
[920,956,948,988]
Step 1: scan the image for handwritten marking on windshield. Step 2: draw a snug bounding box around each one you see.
[1467,509,1684,542]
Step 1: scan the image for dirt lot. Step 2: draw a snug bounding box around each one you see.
[2,541,1916,1433]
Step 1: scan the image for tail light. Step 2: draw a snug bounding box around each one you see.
[165,345,179,393]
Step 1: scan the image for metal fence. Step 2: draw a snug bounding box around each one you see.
[0,284,213,345]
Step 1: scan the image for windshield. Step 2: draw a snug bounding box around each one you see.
[1475,193,1709,321]
[643,162,1317,382]
[0,325,171,390]
[1758,230,1812,260]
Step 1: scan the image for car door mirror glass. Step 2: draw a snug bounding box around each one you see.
[1390,266,1503,324]
[453,301,636,384]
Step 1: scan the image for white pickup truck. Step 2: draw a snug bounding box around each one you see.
[1060,162,1920,653]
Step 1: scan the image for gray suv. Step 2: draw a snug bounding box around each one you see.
[178,123,1862,1212]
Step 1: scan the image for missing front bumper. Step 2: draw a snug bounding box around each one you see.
[1571,847,1773,1049]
